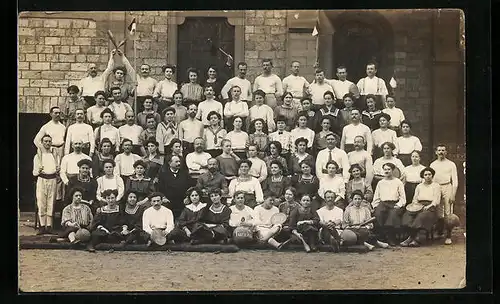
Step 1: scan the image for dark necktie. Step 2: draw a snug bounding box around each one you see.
[278,131,283,135]
[328,150,333,162]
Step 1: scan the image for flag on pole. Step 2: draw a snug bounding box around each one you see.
[128,18,137,36]
[312,22,319,36]
[389,76,397,89]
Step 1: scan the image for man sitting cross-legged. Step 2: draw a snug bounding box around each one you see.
[142,192,175,246]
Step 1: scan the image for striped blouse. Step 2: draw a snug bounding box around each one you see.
[180,83,204,103]
[61,203,94,227]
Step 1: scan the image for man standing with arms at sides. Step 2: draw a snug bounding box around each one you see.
[135,64,158,113]
[325,65,360,109]
[221,62,252,106]
[64,109,95,157]
[78,50,115,107]
[282,61,310,111]
[430,144,459,245]
[119,111,145,156]
[340,108,373,155]
[253,59,283,109]
[33,135,60,235]
[356,62,389,110]
[315,133,350,183]
[34,106,66,202]
[307,69,334,111]
[179,103,204,155]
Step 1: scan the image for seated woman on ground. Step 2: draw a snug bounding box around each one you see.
[189,188,231,245]
[288,193,320,252]
[169,187,207,244]
[54,187,93,245]
[120,190,149,245]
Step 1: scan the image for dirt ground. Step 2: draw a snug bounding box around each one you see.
[18,218,466,292]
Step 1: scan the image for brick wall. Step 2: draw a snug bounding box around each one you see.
[244,10,287,82]
[287,32,317,81]
[130,11,169,77]
[18,17,108,113]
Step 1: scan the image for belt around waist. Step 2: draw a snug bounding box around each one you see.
[406,181,421,184]
[382,200,398,204]
[418,200,433,206]
[439,182,451,186]
[38,173,58,179]
[52,144,64,148]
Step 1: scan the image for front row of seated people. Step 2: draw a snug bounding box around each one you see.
[57,163,443,252]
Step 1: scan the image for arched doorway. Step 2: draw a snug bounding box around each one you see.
[331,12,394,84]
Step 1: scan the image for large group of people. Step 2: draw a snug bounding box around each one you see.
[31,47,460,253]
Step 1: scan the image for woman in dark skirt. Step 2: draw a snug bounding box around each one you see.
[190,189,232,244]
[125,160,156,208]
[291,160,321,211]
[261,160,292,199]
[91,138,115,178]
[288,193,320,252]
[288,137,314,176]
[278,187,300,217]
[120,190,149,245]
[143,139,164,185]
[169,187,207,244]
[402,151,426,206]
[400,167,441,247]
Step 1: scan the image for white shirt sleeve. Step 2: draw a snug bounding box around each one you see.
[142,209,152,235]
[165,209,175,234]
[60,156,69,185]
[116,176,125,201]
[254,179,264,203]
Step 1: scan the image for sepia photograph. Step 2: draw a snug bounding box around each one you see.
[18,9,466,292]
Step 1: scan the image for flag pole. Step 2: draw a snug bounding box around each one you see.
[133,38,137,118]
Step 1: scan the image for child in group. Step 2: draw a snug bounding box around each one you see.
[273,92,298,131]
[382,95,405,135]
[203,111,227,158]
[224,116,249,159]
[247,89,275,133]
[224,85,249,131]
[248,118,270,157]
[171,90,188,125]
[268,116,293,160]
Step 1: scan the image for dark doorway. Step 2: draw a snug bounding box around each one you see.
[19,113,50,212]
[331,12,394,84]
[177,17,235,85]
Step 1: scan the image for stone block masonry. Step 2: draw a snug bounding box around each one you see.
[18,17,105,113]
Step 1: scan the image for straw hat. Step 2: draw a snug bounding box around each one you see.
[405,202,424,213]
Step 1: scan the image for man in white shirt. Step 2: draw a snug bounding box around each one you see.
[325,65,360,109]
[252,59,283,109]
[94,108,121,154]
[108,86,134,128]
[179,103,204,154]
[34,106,67,201]
[316,190,344,252]
[118,111,144,156]
[196,85,224,128]
[186,137,212,181]
[64,109,95,156]
[340,108,373,154]
[315,133,350,183]
[135,64,158,113]
[142,192,175,245]
[221,62,252,105]
[356,62,389,109]
[78,53,115,107]
[307,69,334,110]
[33,134,60,235]
[282,61,310,110]
[114,138,142,183]
[430,144,459,245]
[253,197,287,249]
[60,139,92,186]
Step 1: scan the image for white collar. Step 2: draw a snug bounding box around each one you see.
[186,202,206,212]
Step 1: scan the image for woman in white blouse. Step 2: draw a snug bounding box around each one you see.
[225,116,249,159]
[400,167,441,247]
[401,150,426,206]
[96,159,125,208]
[372,142,405,190]
[227,159,264,208]
[224,86,249,131]
[318,160,346,209]
[396,120,423,166]
[371,113,398,159]
[290,112,315,153]
[153,65,178,112]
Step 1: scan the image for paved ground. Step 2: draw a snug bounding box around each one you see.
[18,213,466,292]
